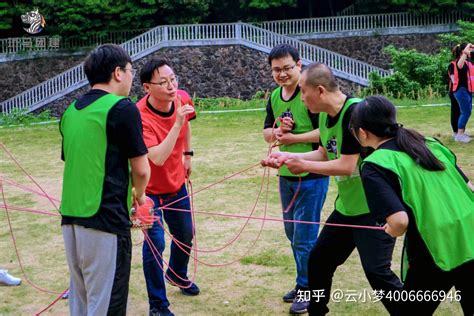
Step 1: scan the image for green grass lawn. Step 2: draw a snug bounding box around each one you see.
[0,104,471,315]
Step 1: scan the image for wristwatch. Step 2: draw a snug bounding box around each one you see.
[183,150,194,156]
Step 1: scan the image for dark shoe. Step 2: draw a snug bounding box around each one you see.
[289,299,309,314]
[149,307,175,316]
[165,272,200,296]
[283,285,308,303]
[283,288,297,303]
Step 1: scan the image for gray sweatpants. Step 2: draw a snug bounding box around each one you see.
[62,225,119,316]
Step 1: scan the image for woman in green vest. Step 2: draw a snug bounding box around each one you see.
[350,95,474,315]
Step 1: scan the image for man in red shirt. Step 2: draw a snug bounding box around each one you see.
[137,58,198,316]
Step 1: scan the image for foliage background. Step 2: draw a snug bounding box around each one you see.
[0,0,472,38]
[365,20,474,99]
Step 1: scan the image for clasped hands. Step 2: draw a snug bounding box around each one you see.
[260,151,307,174]
[273,117,296,146]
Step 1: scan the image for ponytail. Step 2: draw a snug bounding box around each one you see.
[351,95,445,171]
[396,127,445,171]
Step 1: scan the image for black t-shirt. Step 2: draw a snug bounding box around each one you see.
[60,89,148,236]
[448,53,474,91]
[263,86,325,180]
[263,86,320,141]
[325,97,372,158]
[360,139,468,265]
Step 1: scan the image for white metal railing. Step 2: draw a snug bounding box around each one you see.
[256,11,465,35]
[166,23,237,41]
[240,23,388,84]
[2,11,466,57]
[1,27,164,114]
[1,22,389,114]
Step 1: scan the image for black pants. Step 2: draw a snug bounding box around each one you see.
[450,91,461,133]
[108,234,132,316]
[308,210,402,315]
[399,259,474,315]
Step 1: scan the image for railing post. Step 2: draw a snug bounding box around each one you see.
[163,25,169,43]
[235,22,242,41]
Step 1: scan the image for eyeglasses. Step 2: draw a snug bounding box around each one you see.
[349,124,362,144]
[122,67,137,78]
[148,76,179,88]
[272,64,297,75]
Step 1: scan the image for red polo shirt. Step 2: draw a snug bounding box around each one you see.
[137,90,196,195]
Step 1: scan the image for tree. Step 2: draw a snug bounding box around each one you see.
[366,20,474,99]
[439,20,474,47]
[240,0,297,10]
[351,0,470,16]
[34,0,158,37]
[153,0,211,24]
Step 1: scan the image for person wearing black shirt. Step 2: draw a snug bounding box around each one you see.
[448,43,474,143]
[351,95,474,315]
[263,44,329,314]
[262,63,402,315]
[60,44,150,316]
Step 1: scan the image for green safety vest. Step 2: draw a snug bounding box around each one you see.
[363,138,474,271]
[60,93,132,218]
[270,87,315,177]
[319,98,370,216]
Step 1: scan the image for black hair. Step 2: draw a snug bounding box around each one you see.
[84,44,131,86]
[301,63,339,92]
[268,44,300,65]
[140,58,170,85]
[350,95,445,171]
[452,43,468,59]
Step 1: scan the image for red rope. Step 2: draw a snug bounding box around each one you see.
[151,169,271,267]
[0,204,59,217]
[170,166,269,254]
[0,181,62,294]
[0,144,59,210]
[143,230,196,288]
[0,175,60,203]
[34,288,69,315]
[155,206,384,231]
[159,162,261,211]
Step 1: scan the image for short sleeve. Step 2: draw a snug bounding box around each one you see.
[113,99,148,158]
[340,105,363,155]
[141,119,159,149]
[448,63,454,75]
[308,111,319,129]
[360,162,406,224]
[263,98,276,129]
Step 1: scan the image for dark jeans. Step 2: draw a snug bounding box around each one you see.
[142,184,193,310]
[400,259,474,315]
[280,176,329,288]
[453,87,473,130]
[450,91,460,133]
[308,210,402,315]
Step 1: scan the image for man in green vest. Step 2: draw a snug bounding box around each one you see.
[262,63,402,315]
[60,44,150,316]
[263,44,329,314]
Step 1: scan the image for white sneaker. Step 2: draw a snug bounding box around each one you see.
[0,269,21,286]
[454,134,471,143]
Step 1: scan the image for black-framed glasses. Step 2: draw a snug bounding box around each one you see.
[148,76,179,88]
[271,64,297,75]
[349,123,362,144]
